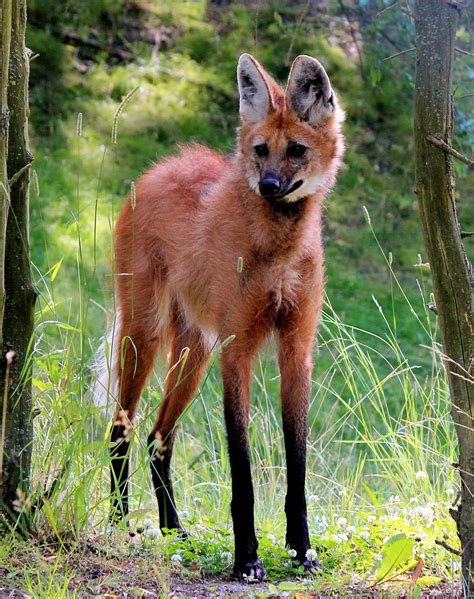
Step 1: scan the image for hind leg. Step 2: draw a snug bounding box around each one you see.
[148,322,210,534]
[110,318,160,522]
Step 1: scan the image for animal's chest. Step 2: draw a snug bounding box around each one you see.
[248,266,302,328]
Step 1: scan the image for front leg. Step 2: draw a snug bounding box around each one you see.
[221,351,265,581]
[279,332,321,573]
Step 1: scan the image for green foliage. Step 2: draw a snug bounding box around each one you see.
[3,0,471,595]
[373,533,414,584]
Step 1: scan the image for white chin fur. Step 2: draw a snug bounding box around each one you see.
[246,173,326,202]
[283,175,326,202]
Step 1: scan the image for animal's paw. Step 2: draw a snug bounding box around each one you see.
[233,558,266,582]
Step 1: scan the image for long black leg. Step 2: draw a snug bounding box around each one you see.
[110,422,130,522]
[282,410,310,557]
[148,433,185,536]
[279,338,322,573]
[222,353,265,581]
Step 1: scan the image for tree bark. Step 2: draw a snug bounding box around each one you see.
[0,0,12,342]
[414,0,473,591]
[0,0,35,517]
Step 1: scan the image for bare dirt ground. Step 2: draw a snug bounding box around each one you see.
[0,574,463,598]
[0,540,462,598]
[166,577,461,598]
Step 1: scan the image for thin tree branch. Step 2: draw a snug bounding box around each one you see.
[435,539,462,556]
[337,0,365,79]
[427,135,474,168]
[376,0,404,17]
[61,30,135,62]
[400,6,415,18]
[8,162,31,187]
[383,46,416,61]
[455,47,474,56]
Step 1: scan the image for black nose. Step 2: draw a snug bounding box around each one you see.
[259,176,281,198]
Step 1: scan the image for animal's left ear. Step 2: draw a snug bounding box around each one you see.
[286,55,335,127]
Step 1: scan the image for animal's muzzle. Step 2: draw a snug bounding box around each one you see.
[259,176,303,200]
[259,176,282,199]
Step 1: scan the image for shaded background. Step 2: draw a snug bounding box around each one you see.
[26,0,473,350]
[21,0,474,546]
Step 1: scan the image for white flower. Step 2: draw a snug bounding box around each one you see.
[180,510,189,519]
[415,471,427,480]
[415,505,434,522]
[337,516,348,528]
[288,549,297,558]
[388,495,400,504]
[220,551,232,562]
[338,488,346,497]
[359,531,370,541]
[308,494,319,502]
[314,515,328,533]
[267,534,277,544]
[143,527,161,538]
[305,548,318,561]
[192,497,202,504]
[347,525,356,536]
[143,518,154,529]
[367,515,376,524]
[446,488,455,496]
[332,533,348,543]
[171,553,182,563]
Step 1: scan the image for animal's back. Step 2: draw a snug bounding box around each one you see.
[115,144,227,290]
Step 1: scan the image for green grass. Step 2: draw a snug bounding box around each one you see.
[2,0,471,595]
[14,115,461,590]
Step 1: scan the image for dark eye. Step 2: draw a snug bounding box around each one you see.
[287,143,306,158]
[254,143,269,158]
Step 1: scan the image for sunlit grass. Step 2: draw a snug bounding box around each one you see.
[7,13,464,590]
[21,163,461,592]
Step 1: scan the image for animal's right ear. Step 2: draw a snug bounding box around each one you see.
[237,54,272,123]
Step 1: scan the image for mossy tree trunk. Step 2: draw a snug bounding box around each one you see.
[414,0,473,591]
[0,0,35,518]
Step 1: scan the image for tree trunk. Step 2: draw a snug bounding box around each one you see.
[0,0,35,518]
[0,1,12,340]
[0,0,12,510]
[414,0,473,591]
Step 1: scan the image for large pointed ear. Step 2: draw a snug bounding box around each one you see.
[237,54,273,123]
[286,55,335,127]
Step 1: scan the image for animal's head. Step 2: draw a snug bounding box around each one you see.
[237,53,344,203]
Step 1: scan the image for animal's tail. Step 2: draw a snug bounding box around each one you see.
[91,309,122,417]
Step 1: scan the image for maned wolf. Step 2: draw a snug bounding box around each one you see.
[95,53,344,580]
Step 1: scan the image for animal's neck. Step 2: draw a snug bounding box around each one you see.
[242,186,321,262]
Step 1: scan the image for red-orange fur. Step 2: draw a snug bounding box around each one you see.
[106,53,344,577]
